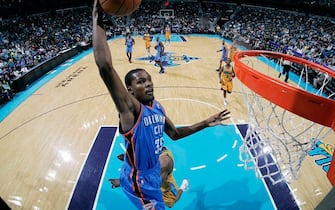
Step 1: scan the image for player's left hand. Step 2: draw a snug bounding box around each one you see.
[207,109,230,126]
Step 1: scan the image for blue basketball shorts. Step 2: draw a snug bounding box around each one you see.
[119,162,165,210]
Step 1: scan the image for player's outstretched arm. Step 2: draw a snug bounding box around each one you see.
[92,0,139,132]
[164,109,230,140]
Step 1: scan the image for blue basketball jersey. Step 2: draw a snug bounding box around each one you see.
[126,37,133,53]
[155,42,162,59]
[122,99,165,170]
[221,45,227,60]
[120,100,166,209]
[126,37,133,48]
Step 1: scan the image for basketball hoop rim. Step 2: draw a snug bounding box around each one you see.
[234,50,335,131]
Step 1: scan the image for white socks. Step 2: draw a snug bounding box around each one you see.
[180,179,189,192]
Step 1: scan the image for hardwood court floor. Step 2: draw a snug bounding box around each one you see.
[0,35,333,209]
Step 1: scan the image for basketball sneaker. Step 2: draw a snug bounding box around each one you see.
[224,99,228,106]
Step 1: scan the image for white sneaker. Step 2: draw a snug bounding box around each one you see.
[180,179,189,191]
[224,99,228,106]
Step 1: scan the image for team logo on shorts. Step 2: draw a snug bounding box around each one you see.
[308,140,334,173]
[137,52,200,67]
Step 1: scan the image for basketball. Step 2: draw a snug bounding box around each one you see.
[99,0,142,16]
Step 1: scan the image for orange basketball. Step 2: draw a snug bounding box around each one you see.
[99,0,142,16]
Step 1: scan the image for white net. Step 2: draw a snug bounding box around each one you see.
[238,81,330,184]
[237,52,334,185]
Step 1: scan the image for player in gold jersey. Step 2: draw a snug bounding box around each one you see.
[229,41,237,64]
[143,30,152,59]
[165,25,171,44]
[219,58,235,106]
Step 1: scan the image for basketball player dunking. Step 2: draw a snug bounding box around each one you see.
[93,0,230,208]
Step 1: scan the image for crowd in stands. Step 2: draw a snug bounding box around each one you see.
[223,6,335,68]
[1,1,334,106]
[129,1,233,35]
[0,7,93,105]
[222,5,334,95]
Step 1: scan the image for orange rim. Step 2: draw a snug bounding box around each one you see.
[234,50,335,131]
